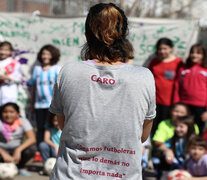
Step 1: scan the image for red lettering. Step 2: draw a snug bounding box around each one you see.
[97,77,102,83]
[91,75,97,81]
[103,78,108,84]
[109,79,115,85]
[91,75,115,85]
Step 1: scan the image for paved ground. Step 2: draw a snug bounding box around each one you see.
[14,162,49,180]
[13,162,156,180]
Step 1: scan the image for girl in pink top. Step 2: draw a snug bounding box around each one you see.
[174,44,207,134]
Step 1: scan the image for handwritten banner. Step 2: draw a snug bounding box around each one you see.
[0,13,199,116]
[129,18,198,66]
[0,14,199,70]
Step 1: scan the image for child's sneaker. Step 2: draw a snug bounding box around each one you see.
[19,168,31,176]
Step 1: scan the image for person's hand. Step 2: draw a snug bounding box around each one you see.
[177,176,192,180]
[165,149,174,164]
[54,145,59,156]
[0,75,11,81]
[13,148,22,164]
[201,111,207,122]
[1,151,14,163]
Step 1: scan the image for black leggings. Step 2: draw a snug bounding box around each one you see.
[0,144,37,168]
[35,108,49,146]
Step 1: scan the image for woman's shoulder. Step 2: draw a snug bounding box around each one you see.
[128,64,155,79]
[130,64,151,71]
[60,61,81,70]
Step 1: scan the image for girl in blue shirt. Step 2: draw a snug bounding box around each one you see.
[29,45,60,146]
[39,114,62,164]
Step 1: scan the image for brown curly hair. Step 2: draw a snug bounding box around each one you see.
[37,44,60,65]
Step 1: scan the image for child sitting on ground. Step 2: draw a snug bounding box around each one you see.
[39,113,61,175]
[164,116,196,170]
[0,102,36,176]
[182,135,207,180]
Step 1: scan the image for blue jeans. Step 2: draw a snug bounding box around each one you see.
[39,142,56,163]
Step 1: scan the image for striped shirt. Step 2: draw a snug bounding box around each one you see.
[30,65,60,109]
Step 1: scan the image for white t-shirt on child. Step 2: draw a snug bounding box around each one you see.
[0,57,22,106]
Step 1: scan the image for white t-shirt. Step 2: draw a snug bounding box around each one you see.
[0,117,33,150]
[0,57,22,106]
[49,61,156,180]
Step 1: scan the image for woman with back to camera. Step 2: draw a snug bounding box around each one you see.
[149,38,183,136]
[49,3,156,180]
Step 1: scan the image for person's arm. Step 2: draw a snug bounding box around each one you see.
[8,60,22,83]
[178,176,207,180]
[0,147,14,162]
[57,114,65,130]
[141,120,153,143]
[13,129,36,164]
[44,129,59,155]
[154,141,170,152]
[190,177,207,180]
[0,75,12,81]
[173,64,183,104]
[29,86,35,111]
[154,139,175,164]
[28,67,37,111]
[201,111,207,122]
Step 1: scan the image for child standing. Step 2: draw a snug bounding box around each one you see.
[0,41,22,106]
[184,135,207,179]
[29,44,60,146]
[0,102,36,176]
[149,38,183,136]
[39,114,62,164]
[174,44,207,134]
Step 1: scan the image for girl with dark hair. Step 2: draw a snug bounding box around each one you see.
[185,135,207,179]
[174,44,207,134]
[29,44,60,146]
[38,115,61,175]
[164,116,196,170]
[0,102,36,176]
[0,41,23,106]
[151,103,199,179]
[149,37,183,136]
[49,3,156,180]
